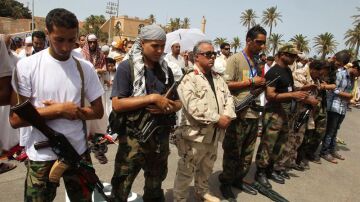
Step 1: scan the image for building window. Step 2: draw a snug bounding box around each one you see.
[29,23,36,30]
[138,24,144,34]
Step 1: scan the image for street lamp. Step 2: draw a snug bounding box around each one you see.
[106,1,117,44]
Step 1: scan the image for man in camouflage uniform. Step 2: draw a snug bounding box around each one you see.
[255,44,311,188]
[218,25,267,201]
[173,40,236,202]
[273,60,321,177]
[297,61,335,165]
[110,25,182,202]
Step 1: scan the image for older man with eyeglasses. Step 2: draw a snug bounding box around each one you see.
[173,40,236,202]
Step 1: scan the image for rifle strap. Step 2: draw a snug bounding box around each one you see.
[72,56,88,144]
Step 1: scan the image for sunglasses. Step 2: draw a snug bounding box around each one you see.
[223,48,230,50]
[254,39,266,45]
[198,51,217,58]
[284,52,298,58]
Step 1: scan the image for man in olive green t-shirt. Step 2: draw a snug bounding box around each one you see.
[218,25,267,201]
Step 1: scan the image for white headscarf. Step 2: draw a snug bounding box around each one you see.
[0,34,15,77]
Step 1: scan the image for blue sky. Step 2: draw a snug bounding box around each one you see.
[18,0,359,56]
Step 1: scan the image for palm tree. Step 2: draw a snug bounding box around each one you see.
[313,32,338,60]
[240,9,258,30]
[262,6,282,37]
[231,37,242,53]
[268,33,284,55]
[181,17,191,29]
[167,18,181,32]
[344,24,360,59]
[214,37,228,48]
[352,7,360,25]
[289,34,310,54]
[148,14,156,24]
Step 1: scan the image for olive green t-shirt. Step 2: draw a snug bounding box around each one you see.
[224,52,260,119]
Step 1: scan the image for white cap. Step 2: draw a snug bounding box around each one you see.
[25,36,32,44]
[87,34,97,41]
[171,40,180,47]
[111,41,117,47]
[101,45,110,52]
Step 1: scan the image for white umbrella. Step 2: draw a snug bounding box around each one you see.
[165,28,207,53]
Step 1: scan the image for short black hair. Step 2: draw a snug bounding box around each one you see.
[78,34,86,40]
[352,60,360,70]
[267,56,275,61]
[46,8,78,33]
[246,25,267,41]
[220,43,230,49]
[106,57,116,65]
[32,31,46,40]
[309,60,323,70]
[260,53,266,57]
[334,50,351,66]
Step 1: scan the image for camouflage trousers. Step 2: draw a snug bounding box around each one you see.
[219,118,259,185]
[24,152,93,202]
[256,111,291,170]
[173,137,218,202]
[298,114,327,160]
[110,133,170,202]
[274,110,305,171]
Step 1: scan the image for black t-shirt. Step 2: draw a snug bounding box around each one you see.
[111,60,175,98]
[265,64,294,94]
[111,59,176,126]
[265,64,294,111]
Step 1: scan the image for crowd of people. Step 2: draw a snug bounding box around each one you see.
[1,8,360,202]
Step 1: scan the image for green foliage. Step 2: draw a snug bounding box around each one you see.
[231,37,242,53]
[0,0,31,19]
[80,15,107,42]
[290,34,310,53]
[313,32,338,60]
[268,33,284,55]
[240,9,258,30]
[262,6,282,37]
[214,37,228,48]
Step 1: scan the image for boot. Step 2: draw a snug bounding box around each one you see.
[219,184,236,201]
[269,171,285,184]
[255,168,272,189]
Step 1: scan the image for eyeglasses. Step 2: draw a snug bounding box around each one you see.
[254,40,266,45]
[198,51,217,58]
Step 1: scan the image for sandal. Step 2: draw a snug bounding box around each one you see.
[331,152,345,160]
[321,154,338,164]
[0,162,17,174]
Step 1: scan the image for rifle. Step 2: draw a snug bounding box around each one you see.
[234,76,280,113]
[11,100,110,202]
[251,181,289,202]
[293,104,312,132]
[134,70,190,143]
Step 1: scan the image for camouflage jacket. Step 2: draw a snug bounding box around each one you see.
[177,64,236,144]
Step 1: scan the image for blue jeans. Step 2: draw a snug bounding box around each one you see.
[320,111,345,155]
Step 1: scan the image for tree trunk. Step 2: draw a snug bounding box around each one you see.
[269,24,273,37]
[248,23,250,31]
[355,41,360,59]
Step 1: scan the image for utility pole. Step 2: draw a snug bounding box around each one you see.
[106,1,117,44]
[31,0,34,32]
[117,0,119,17]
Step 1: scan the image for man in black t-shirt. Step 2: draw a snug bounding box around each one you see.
[109,25,182,202]
[255,44,312,188]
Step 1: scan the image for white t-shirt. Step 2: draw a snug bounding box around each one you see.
[213,54,228,75]
[12,48,104,161]
[164,53,185,81]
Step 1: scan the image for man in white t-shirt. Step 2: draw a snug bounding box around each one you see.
[213,42,231,75]
[164,41,185,81]
[9,8,104,201]
[73,34,86,54]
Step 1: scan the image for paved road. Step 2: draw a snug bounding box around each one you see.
[1,108,360,202]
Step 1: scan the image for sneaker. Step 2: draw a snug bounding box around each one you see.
[195,193,220,202]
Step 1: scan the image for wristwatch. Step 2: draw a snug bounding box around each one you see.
[334,89,340,95]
